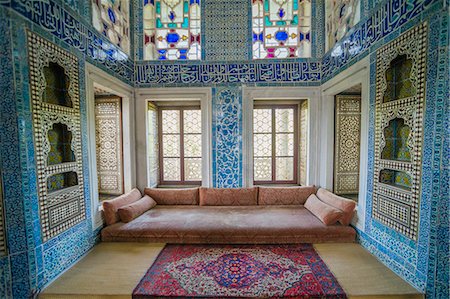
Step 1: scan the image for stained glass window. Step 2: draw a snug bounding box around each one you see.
[325,0,360,51]
[159,107,202,184]
[143,0,201,60]
[252,0,312,59]
[92,0,130,55]
[253,105,298,184]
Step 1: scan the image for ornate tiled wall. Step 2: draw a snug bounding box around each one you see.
[0,0,448,298]
[320,3,448,294]
[0,1,111,297]
[357,5,448,296]
[325,0,361,51]
[91,0,130,55]
[321,0,439,81]
[4,0,134,84]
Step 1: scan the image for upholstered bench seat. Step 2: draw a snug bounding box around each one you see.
[101,205,356,243]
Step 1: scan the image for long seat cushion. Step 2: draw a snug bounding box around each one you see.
[258,185,316,205]
[143,187,199,205]
[101,205,356,243]
[199,187,258,206]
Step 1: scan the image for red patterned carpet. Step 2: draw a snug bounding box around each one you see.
[133,244,346,298]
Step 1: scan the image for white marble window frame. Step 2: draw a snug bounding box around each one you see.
[86,63,136,230]
[135,87,213,189]
[321,56,370,230]
[242,86,320,188]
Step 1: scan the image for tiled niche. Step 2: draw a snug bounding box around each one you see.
[27,32,86,241]
[372,23,428,240]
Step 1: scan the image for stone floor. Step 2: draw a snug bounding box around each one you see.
[40,242,423,299]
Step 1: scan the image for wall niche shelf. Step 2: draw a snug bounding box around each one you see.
[379,169,412,191]
[372,23,427,240]
[47,123,75,165]
[43,62,73,108]
[383,54,415,103]
[381,118,411,162]
[28,32,86,241]
[47,171,79,193]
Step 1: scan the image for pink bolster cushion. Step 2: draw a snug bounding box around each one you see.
[144,188,199,205]
[304,194,343,225]
[258,185,316,205]
[102,188,142,225]
[118,195,157,223]
[199,187,258,206]
[316,188,356,225]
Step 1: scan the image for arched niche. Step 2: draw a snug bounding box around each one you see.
[47,171,78,193]
[381,118,411,162]
[383,54,415,103]
[47,123,75,165]
[43,62,73,107]
[379,169,412,191]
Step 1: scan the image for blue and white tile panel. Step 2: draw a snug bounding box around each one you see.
[212,87,243,188]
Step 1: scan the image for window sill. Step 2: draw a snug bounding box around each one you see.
[156,185,201,189]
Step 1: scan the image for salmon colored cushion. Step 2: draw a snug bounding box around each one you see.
[258,186,316,205]
[304,194,343,225]
[199,187,258,206]
[144,188,199,205]
[118,195,157,223]
[316,188,356,225]
[102,188,142,225]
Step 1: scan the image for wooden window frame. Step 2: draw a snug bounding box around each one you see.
[158,106,202,186]
[253,104,299,185]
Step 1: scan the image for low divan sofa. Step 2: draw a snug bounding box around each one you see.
[101,186,357,244]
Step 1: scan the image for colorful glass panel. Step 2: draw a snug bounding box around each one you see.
[92,0,130,55]
[325,0,360,51]
[252,0,311,59]
[144,0,201,60]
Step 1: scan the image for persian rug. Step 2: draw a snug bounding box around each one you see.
[133,244,346,298]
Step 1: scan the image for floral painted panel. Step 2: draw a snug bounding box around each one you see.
[252,0,312,59]
[92,0,130,55]
[143,0,201,60]
[325,0,360,51]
